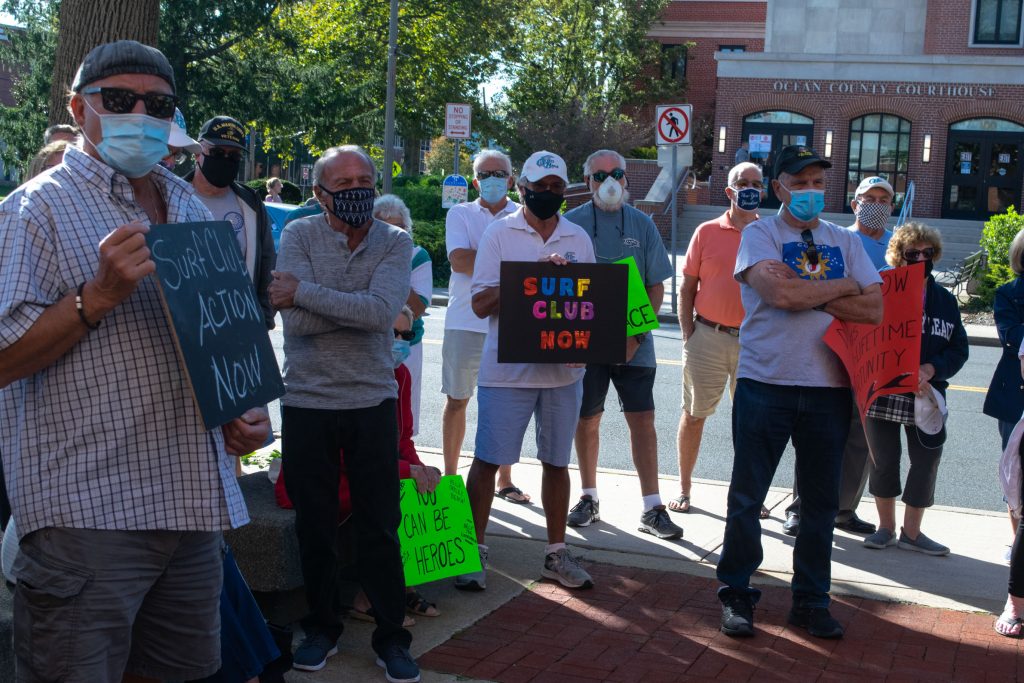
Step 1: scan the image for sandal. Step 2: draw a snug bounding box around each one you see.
[760,505,770,520]
[495,486,531,504]
[406,589,440,617]
[667,494,690,513]
[995,611,1023,637]
[351,606,416,628]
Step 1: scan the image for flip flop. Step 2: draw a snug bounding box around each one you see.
[667,494,690,513]
[995,611,1023,637]
[351,606,415,628]
[495,486,531,504]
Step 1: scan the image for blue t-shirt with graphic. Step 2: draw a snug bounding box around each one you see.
[734,214,882,388]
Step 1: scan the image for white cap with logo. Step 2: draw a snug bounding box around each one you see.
[855,176,894,199]
[521,150,569,184]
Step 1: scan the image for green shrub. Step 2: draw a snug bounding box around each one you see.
[981,205,1024,268]
[629,146,658,160]
[412,219,451,286]
[246,178,302,204]
[964,262,1014,312]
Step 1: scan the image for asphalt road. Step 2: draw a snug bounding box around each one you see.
[269,305,1008,513]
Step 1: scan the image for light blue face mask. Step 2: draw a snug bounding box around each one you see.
[392,339,411,368]
[83,99,172,178]
[477,176,508,204]
[779,182,825,222]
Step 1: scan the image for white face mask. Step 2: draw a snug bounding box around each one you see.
[594,176,625,211]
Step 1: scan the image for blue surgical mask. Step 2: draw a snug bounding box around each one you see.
[731,186,761,212]
[779,183,825,222]
[392,339,411,368]
[83,99,172,178]
[478,176,508,204]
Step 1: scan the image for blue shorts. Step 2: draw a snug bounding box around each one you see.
[475,383,583,467]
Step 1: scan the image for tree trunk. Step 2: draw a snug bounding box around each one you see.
[48,0,160,125]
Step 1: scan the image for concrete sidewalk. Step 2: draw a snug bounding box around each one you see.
[289,450,1019,681]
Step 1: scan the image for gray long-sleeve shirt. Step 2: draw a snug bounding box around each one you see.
[277,214,413,410]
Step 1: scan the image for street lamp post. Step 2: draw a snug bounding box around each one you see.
[382,0,399,193]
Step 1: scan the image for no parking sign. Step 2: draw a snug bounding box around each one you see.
[655,104,692,145]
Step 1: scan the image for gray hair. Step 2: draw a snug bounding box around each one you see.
[583,149,626,177]
[472,149,513,176]
[373,194,413,233]
[312,144,377,187]
[43,124,78,145]
[1011,228,1024,275]
[727,162,762,187]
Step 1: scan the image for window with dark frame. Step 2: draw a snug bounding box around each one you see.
[718,45,746,52]
[661,44,688,82]
[974,0,1023,44]
[845,114,912,211]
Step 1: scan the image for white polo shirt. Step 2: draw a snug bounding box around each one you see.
[471,207,596,388]
[445,198,519,333]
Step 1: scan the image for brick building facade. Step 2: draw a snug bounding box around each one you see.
[649,0,1024,221]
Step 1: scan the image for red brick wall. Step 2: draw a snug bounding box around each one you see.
[659,0,766,22]
[924,0,1024,56]
[710,78,1024,218]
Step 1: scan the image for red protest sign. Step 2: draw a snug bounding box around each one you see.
[823,263,924,418]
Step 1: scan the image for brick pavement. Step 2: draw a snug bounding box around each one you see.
[419,562,1024,683]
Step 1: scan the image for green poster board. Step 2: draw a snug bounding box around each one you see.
[615,256,660,336]
[398,475,481,586]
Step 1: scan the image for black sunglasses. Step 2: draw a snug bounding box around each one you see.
[206,147,244,162]
[801,229,819,269]
[903,248,935,262]
[591,168,626,182]
[394,329,415,341]
[82,86,178,119]
[477,170,509,180]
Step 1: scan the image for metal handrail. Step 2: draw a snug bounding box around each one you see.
[896,180,915,227]
[661,168,695,215]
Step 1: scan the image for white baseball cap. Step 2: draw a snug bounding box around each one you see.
[168,108,201,154]
[855,176,894,199]
[914,385,948,449]
[521,151,569,184]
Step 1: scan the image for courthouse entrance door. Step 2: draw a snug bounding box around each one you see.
[943,119,1024,220]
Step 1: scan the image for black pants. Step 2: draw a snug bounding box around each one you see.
[864,417,942,508]
[282,402,410,656]
[1011,447,1024,597]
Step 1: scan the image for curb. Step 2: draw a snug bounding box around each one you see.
[431,293,1001,348]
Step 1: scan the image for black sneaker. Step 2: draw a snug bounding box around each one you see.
[788,606,844,639]
[783,510,800,536]
[720,594,755,637]
[639,505,683,539]
[292,632,339,671]
[376,644,421,683]
[567,495,600,527]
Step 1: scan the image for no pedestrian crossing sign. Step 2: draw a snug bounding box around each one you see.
[445,103,472,139]
[655,104,692,145]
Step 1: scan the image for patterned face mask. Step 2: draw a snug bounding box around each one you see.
[854,200,892,232]
[318,185,376,228]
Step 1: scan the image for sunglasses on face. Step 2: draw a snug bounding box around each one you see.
[82,86,177,119]
[903,248,935,261]
[801,229,820,269]
[206,147,244,162]
[477,170,509,180]
[591,168,626,182]
[394,329,415,341]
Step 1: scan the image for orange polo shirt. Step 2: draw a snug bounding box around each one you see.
[681,211,750,329]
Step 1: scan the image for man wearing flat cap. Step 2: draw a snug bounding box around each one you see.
[715,145,883,641]
[0,40,269,680]
[186,115,276,330]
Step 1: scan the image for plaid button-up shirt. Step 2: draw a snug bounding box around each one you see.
[0,146,249,537]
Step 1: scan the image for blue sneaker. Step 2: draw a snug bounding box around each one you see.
[376,644,421,683]
[292,632,338,671]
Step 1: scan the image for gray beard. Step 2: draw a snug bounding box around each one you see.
[593,187,629,212]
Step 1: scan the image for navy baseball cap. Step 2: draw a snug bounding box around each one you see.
[774,145,831,178]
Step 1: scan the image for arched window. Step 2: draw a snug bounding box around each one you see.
[846,114,911,210]
[951,118,1024,132]
[744,111,813,125]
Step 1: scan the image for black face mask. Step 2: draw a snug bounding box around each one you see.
[523,188,564,220]
[200,154,241,188]
[922,259,934,279]
[318,185,375,229]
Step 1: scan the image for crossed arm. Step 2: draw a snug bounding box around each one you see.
[745,259,883,324]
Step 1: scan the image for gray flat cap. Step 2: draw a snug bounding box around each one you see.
[71,40,175,93]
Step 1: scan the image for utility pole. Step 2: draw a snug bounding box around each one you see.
[382,0,399,194]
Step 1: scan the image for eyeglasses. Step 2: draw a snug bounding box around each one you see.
[82,86,178,118]
[801,229,819,269]
[205,147,243,162]
[903,248,935,262]
[394,329,415,341]
[591,168,625,182]
[477,170,509,180]
[857,197,891,205]
[528,180,566,193]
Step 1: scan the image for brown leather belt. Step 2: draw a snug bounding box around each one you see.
[695,314,740,337]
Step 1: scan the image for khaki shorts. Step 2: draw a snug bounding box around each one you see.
[441,329,485,400]
[14,527,222,681]
[681,321,740,418]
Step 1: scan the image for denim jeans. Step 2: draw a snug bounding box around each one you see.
[717,379,851,609]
